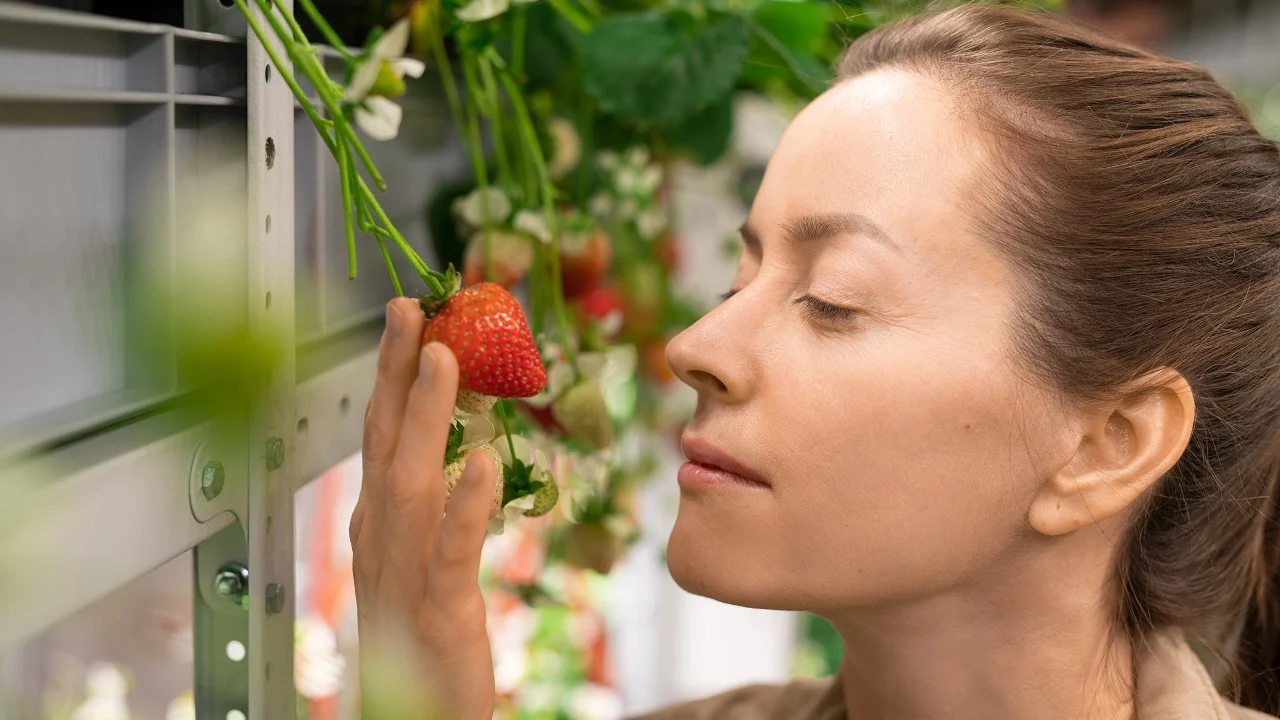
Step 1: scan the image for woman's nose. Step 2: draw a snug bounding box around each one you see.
[666,299,754,404]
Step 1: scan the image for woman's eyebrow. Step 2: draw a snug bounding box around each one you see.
[739,212,899,257]
[781,212,900,253]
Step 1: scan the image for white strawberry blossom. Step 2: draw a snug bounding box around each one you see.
[453,186,513,230]
[454,0,537,23]
[548,117,582,180]
[513,209,552,244]
[344,18,426,141]
[590,145,668,240]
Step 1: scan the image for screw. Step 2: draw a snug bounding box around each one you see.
[200,461,225,500]
[265,583,286,614]
[265,437,284,471]
[214,563,249,606]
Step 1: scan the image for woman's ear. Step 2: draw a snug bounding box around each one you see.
[1028,371,1195,537]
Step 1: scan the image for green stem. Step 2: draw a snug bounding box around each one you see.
[236,0,335,155]
[375,236,404,296]
[264,0,387,192]
[428,20,467,140]
[575,92,594,206]
[545,0,593,34]
[358,198,403,295]
[460,51,497,283]
[512,7,526,80]
[478,55,514,189]
[297,0,352,61]
[494,58,576,367]
[496,402,517,466]
[529,245,545,337]
[339,139,357,279]
[357,178,444,294]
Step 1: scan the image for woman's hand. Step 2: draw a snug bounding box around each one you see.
[350,297,498,719]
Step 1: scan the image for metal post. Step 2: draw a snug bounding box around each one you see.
[245,0,298,714]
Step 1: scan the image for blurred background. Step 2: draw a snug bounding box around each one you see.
[1,0,1278,718]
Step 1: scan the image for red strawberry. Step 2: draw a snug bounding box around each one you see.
[559,229,611,300]
[462,230,535,289]
[640,336,675,385]
[516,400,564,434]
[654,232,681,274]
[422,283,546,398]
[620,262,664,341]
[574,285,624,341]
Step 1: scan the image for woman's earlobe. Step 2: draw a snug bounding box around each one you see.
[1028,373,1195,537]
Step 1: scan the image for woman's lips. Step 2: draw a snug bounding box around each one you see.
[678,434,771,490]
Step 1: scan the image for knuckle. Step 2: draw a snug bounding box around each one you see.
[362,415,397,460]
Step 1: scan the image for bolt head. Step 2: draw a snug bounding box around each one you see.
[265,437,285,471]
[265,583,286,614]
[215,570,243,598]
[201,461,225,500]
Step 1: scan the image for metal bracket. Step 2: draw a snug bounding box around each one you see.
[193,523,250,718]
[184,0,248,36]
[189,439,250,529]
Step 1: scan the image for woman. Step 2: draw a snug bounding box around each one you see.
[349,5,1280,718]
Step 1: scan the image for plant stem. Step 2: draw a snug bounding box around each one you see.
[296,0,352,61]
[428,20,467,140]
[374,235,404,295]
[460,51,497,283]
[512,7,526,80]
[339,138,357,279]
[236,0,335,153]
[494,58,576,367]
[496,401,518,466]
[356,177,444,294]
[575,91,594,206]
[478,55,514,189]
[545,0,593,34]
[264,0,387,192]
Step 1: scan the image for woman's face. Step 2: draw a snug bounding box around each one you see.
[665,69,1083,612]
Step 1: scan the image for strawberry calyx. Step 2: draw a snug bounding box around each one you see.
[501,458,548,508]
[442,419,467,466]
[417,264,463,319]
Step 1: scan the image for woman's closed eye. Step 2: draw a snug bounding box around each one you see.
[796,294,859,323]
[719,289,860,323]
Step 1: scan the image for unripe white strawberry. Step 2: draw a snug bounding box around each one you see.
[443,443,505,518]
[552,382,613,450]
[455,388,498,416]
[524,478,560,518]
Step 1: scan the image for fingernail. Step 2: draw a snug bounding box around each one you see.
[385,301,402,337]
[418,344,435,383]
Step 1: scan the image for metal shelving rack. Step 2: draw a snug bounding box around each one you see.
[0,0,467,716]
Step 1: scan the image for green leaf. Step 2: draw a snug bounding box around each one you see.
[502,459,547,507]
[580,11,750,126]
[443,420,467,466]
[752,0,827,54]
[747,20,831,97]
[664,93,735,166]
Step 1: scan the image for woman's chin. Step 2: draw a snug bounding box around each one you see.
[665,515,792,610]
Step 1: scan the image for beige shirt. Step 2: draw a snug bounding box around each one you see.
[632,631,1277,720]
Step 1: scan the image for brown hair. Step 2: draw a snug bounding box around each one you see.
[838,3,1280,713]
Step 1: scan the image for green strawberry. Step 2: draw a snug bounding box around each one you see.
[562,521,622,575]
[552,382,613,450]
[524,479,560,518]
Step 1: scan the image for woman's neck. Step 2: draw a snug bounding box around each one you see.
[826,532,1135,720]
